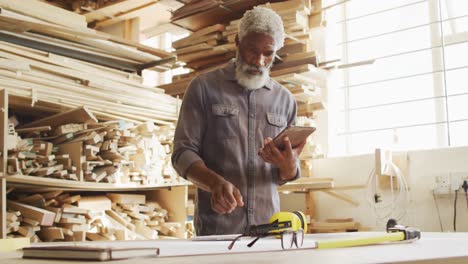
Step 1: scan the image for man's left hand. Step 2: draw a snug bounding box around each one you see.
[258,136,306,180]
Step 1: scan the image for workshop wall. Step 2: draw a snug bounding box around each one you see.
[281,146,468,232]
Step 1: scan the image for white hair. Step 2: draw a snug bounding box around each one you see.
[238,7,285,50]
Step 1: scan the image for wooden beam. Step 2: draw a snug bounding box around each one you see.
[0,8,173,65]
[7,200,56,226]
[0,0,87,29]
[19,107,97,129]
[58,141,84,182]
[305,191,315,225]
[0,89,7,238]
[107,193,146,204]
[85,0,158,23]
[15,126,51,133]
[277,180,333,192]
[6,174,188,191]
[94,2,158,29]
[0,31,141,72]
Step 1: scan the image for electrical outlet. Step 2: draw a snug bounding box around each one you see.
[434,175,451,195]
[450,174,461,191]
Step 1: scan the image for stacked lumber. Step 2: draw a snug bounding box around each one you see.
[7,107,180,186]
[262,0,326,119]
[6,210,21,236]
[6,191,181,242]
[163,0,327,109]
[171,0,287,32]
[0,0,181,125]
[106,193,181,239]
[172,24,235,71]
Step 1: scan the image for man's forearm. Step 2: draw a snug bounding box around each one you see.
[186,160,226,192]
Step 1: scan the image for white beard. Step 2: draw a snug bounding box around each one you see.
[235,52,273,90]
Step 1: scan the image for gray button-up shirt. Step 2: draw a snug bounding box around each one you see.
[171,60,300,235]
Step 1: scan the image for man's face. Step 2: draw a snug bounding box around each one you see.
[235,32,276,90]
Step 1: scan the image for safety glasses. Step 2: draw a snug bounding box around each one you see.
[228,228,304,250]
[280,229,304,249]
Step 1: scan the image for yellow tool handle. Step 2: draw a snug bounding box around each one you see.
[317,232,405,249]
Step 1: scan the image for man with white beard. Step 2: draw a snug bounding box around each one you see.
[172,7,306,235]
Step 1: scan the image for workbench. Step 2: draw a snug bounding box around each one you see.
[1,232,468,264]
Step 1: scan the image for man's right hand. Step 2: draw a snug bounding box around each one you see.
[210,179,244,214]
[186,160,244,214]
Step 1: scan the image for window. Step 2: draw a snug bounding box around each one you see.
[323,0,468,156]
[142,32,189,87]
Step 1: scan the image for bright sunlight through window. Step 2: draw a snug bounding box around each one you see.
[324,0,468,156]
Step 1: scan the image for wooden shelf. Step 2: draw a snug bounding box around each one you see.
[6,174,189,192]
[278,178,334,193]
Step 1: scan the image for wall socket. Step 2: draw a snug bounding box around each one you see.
[433,173,468,195]
[434,175,451,195]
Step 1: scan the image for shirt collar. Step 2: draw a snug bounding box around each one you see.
[224,59,274,90]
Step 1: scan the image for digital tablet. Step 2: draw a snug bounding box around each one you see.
[272,125,316,150]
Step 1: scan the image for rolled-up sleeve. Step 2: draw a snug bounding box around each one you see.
[171,77,206,178]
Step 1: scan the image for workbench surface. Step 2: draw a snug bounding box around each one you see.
[1,232,468,264]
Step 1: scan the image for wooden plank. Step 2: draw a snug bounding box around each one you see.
[277,180,333,192]
[0,42,170,97]
[62,204,90,215]
[42,190,63,200]
[57,141,83,181]
[0,9,95,39]
[7,200,55,226]
[173,24,225,48]
[173,32,223,49]
[107,193,146,204]
[0,89,6,238]
[85,0,158,23]
[0,0,87,29]
[271,64,317,77]
[77,196,111,211]
[175,43,214,55]
[6,174,188,191]
[177,44,235,63]
[19,107,98,129]
[37,227,64,241]
[93,2,159,29]
[0,58,30,72]
[15,126,51,133]
[109,36,173,59]
[0,8,173,65]
[0,30,140,72]
[0,69,175,117]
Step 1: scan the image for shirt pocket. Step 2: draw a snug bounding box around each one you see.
[265,112,287,138]
[212,104,240,139]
